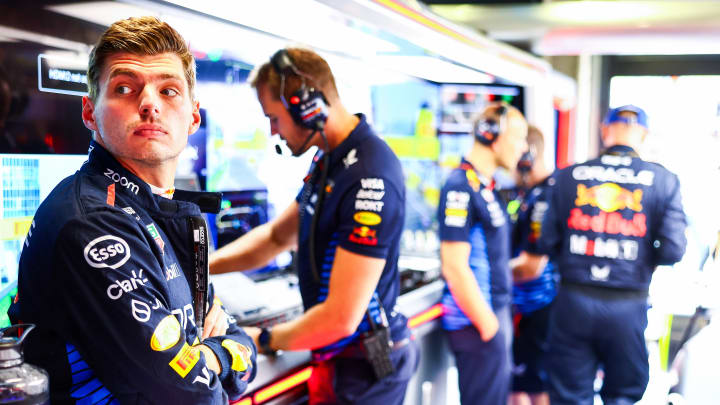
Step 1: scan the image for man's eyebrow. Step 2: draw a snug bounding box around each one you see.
[107,69,184,83]
[108,68,137,81]
[157,73,184,82]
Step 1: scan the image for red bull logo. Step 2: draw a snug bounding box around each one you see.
[353,226,376,238]
[221,339,253,373]
[575,183,643,213]
[349,226,378,246]
[529,221,541,242]
[567,208,647,237]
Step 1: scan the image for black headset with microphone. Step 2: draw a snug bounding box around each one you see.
[269,49,331,283]
[270,49,329,157]
[474,104,508,146]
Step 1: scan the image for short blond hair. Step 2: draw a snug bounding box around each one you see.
[87,16,195,101]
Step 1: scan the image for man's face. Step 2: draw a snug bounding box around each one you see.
[256,84,313,156]
[82,52,200,167]
[495,118,528,171]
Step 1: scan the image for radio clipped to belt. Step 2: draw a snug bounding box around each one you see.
[362,294,395,380]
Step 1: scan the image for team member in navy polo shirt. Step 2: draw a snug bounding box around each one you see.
[210,48,418,404]
[438,102,528,405]
[540,105,687,405]
[509,126,556,405]
[10,17,256,404]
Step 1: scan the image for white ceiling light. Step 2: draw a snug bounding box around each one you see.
[158,0,400,57]
[47,1,287,65]
[0,25,90,53]
[47,1,160,28]
[372,55,493,84]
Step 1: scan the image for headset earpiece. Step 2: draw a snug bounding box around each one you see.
[287,86,329,131]
[474,104,507,146]
[517,150,535,173]
[270,49,329,131]
[475,117,501,145]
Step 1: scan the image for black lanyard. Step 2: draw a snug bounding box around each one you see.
[188,216,209,337]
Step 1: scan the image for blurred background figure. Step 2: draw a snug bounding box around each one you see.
[509,125,555,405]
[437,103,527,405]
[540,105,687,405]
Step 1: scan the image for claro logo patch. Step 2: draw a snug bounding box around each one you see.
[84,235,131,269]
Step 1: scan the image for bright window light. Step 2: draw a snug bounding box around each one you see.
[609,75,720,297]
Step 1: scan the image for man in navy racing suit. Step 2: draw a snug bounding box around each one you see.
[210,47,418,404]
[9,17,256,404]
[540,105,687,404]
[509,126,556,405]
[437,102,528,405]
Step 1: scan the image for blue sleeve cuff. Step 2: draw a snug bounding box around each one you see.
[202,337,231,382]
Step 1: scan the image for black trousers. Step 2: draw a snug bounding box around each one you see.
[547,285,649,405]
[447,304,513,405]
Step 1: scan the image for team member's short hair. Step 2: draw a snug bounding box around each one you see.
[527,125,544,152]
[250,47,339,102]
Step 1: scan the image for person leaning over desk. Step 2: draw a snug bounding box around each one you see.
[210,47,419,405]
[9,16,256,404]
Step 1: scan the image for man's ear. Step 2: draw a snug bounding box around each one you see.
[490,134,501,153]
[82,96,99,132]
[189,100,201,135]
[600,125,610,146]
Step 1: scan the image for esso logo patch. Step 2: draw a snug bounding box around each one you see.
[84,235,131,269]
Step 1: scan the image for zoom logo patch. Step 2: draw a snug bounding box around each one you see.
[104,168,140,194]
[84,235,131,269]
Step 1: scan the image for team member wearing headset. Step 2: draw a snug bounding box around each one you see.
[210,47,418,404]
[540,105,687,404]
[437,103,528,405]
[509,126,556,405]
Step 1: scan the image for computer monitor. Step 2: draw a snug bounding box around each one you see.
[208,189,289,278]
[370,78,442,258]
[439,83,524,134]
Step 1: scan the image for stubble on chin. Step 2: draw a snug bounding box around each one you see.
[105,135,180,168]
[129,143,183,167]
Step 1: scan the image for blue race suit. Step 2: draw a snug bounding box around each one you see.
[9,141,257,404]
[437,158,512,405]
[510,177,557,394]
[539,145,687,405]
[296,115,418,405]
